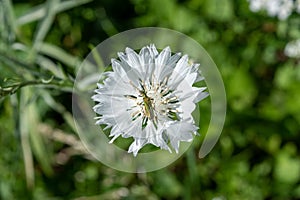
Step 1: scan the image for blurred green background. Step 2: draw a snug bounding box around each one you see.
[1,0,300,199]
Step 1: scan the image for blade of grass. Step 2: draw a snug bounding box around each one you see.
[2,0,17,43]
[17,91,35,188]
[71,45,103,91]
[16,4,44,26]
[21,87,53,177]
[0,2,7,48]
[17,0,93,25]
[0,50,40,77]
[30,0,59,59]
[9,43,70,81]
[38,42,81,69]
[97,8,118,36]
[89,44,105,72]
[36,55,66,79]
[40,90,76,132]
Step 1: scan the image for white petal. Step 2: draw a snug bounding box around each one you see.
[139,46,152,66]
[148,44,159,57]
[159,52,181,79]
[166,121,198,153]
[125,47,141,69]
[111,59,127,72]
[128,138,147,156]
[156,46,171,67]
[174,55,189,73]
[194,91,209,103]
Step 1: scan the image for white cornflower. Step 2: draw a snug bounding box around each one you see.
[296,0,300,14]
[264,0,280,17]
[92,44,208,156]
[276,0,294,20]
[248,0,294,20]
[248,0,267,12]
[284,39,300,58]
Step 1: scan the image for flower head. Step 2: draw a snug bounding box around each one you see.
[284,39,300,58]
[92,44,208,156]
[248,0,295,20]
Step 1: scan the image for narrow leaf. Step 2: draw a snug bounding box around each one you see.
[21,88,53,176]
[38,42,81,68]
[31,0,59,57]
[17,0,93,25]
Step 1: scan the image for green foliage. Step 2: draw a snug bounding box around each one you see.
[1,0,300,199]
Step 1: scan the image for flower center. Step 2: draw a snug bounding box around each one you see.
[125,77,182,130]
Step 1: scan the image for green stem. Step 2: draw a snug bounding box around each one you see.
[0,78,73,98]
